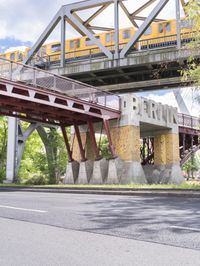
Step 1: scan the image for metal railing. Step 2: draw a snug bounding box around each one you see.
[178,113,200,129]
[0,58,120,111]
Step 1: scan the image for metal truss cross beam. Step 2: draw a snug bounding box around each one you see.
[23,0,187,66]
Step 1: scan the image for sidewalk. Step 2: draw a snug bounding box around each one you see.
[1,186,200,197]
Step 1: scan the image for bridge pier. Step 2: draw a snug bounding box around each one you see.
[110,125,146,184]
[65,94,185,185]
[144,131,184,185]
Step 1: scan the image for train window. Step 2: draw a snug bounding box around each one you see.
[18,53,23,61]
[75,39,80,49]
[106,33,114,42]
[144,27,152,36]
[123,30,130,39]
[51,44,61,52]
[166,22,171,32]
[85,36,100,46]
[70,40,80,49]
[10,53,15,60]
[158,24,164,33]
[70,40,74,49]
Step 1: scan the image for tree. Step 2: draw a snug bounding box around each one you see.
[18,124,68,185]
[181,0,200,104]
[0,117,7,183]
[182,155,199,180]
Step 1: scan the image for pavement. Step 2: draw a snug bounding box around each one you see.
[0,191,200,266]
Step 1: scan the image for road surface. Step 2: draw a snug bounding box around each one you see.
[0,191,199,266]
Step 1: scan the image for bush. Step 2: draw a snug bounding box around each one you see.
[22,174,48,185]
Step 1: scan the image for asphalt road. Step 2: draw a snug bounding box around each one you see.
[0,192,200,266]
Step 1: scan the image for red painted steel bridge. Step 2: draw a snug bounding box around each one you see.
[0,58,120,161]
[0,58,199,165]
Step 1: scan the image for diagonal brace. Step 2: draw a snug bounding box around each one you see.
[120,0,170,58]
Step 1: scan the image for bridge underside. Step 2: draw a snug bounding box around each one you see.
[51,47,193,92]
[0,78,120,126]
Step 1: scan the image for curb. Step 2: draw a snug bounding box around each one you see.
[1,186,200,197]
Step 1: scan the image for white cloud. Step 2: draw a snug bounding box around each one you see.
[0,0,185,45]
[144,88,200,117]
[5,46,28,53]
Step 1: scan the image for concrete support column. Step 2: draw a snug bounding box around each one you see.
[6,117,18,183]
[111,125,140,161]
[153,132,184,184]
[154,133,180,165]
[110,125,146,184]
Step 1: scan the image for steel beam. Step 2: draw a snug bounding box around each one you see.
[65,9,113,59]
[61,16,66,68]
[16,122,38,176]
[119,2,138,28]
[74,124,86,162]
[131,0,157,16]
[84,4,111,25]
[173,89,190,115]
[63,0,125,12]
[88,26,114,31]
[103,119,116,159]
[61,126,73,162]
[114,0,119,59]
[87,120,101,160]
[175,0,181,49]
[120,0,170,58]
[23,8,62,65]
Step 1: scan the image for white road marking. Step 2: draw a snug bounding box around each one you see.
[171,225,200,232]
[0,205,47,213]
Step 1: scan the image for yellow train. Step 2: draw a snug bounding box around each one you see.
[0,17,194,66]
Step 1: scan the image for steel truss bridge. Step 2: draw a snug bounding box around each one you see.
[23,0,194,92]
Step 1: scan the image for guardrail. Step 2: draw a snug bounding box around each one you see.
[178,113,200,129]
[0,58,120,111]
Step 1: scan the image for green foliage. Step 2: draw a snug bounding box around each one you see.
[22,174,48,185]
[182,155,200,180]
[99,136,112,159]
[18,129,47,183]
[18,124,68,185]
[0,117,7,183]
[181,0,200,103]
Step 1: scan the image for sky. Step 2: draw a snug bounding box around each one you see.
[0,0,199,116]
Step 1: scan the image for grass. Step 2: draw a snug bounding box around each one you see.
[1,181,200,190]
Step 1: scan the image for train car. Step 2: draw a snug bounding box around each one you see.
[0,17,195,68]
[1,50,24,62]
[139,18,194,50]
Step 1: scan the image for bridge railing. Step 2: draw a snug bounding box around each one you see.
[178,113,200,129]
[0,58,120,111]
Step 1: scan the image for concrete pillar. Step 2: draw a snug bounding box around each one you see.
[6,117,18,183]
[110,125,146,184]
[154,131,184,184]
[154,133,180,165]
[111,125,140,161]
